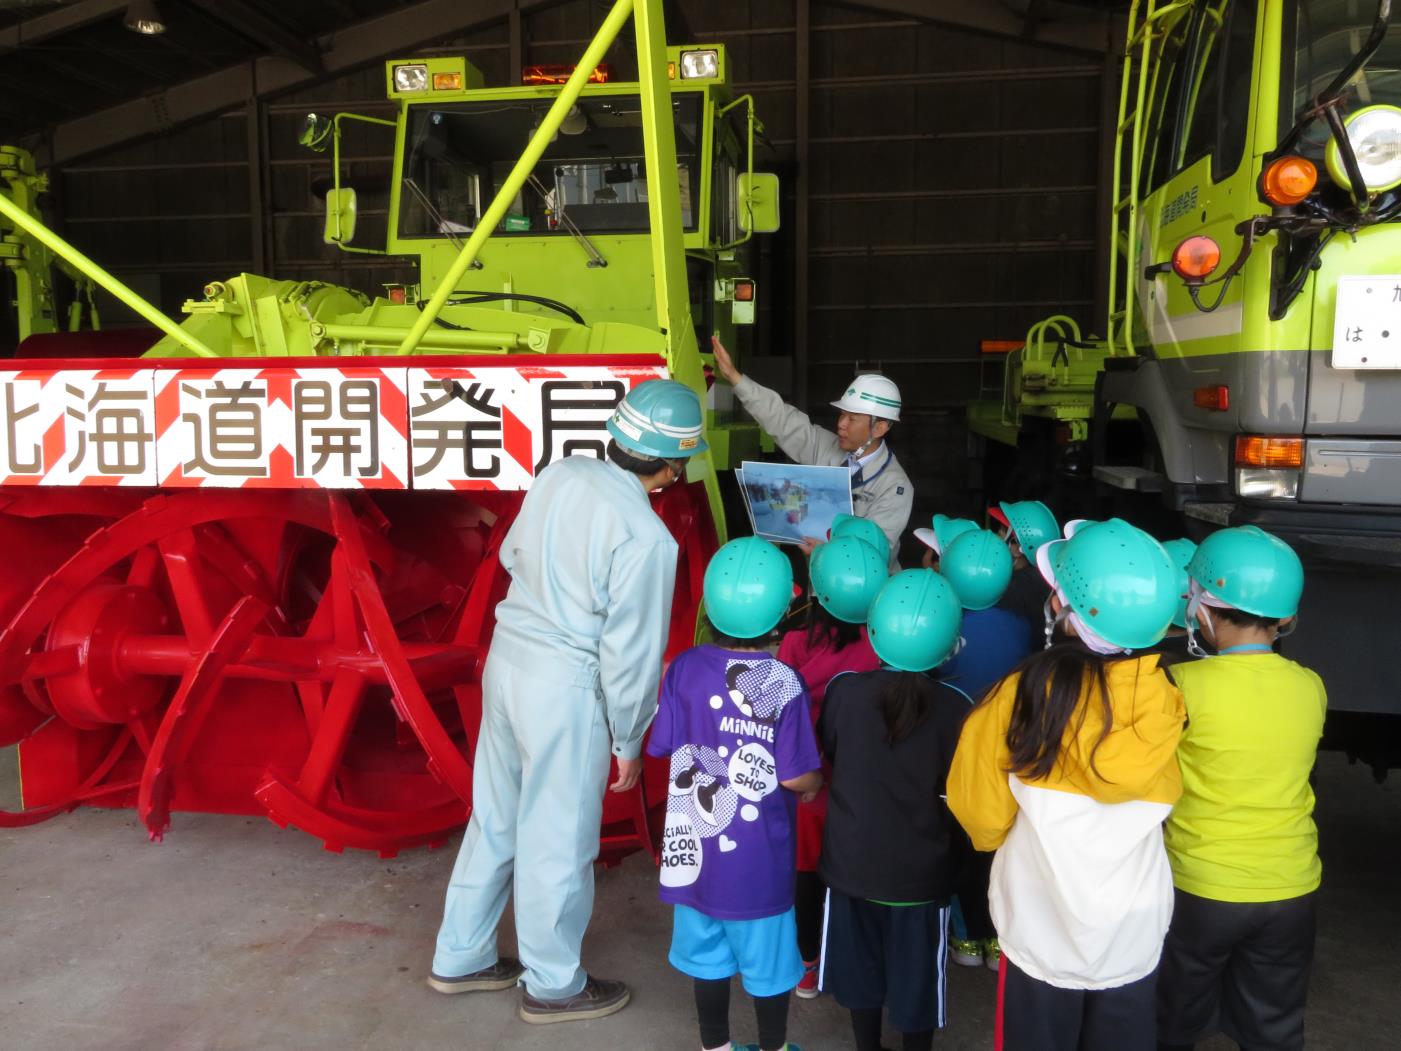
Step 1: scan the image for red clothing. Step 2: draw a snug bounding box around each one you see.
[778,627,882,870]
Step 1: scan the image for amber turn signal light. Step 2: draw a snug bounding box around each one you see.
[1171,236,1221,282]
[1235,435,1304,469]
[1261,156,1318,206]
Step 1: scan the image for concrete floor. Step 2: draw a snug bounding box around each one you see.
[1,749,1397,1051]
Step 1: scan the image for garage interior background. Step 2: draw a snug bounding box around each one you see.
[0,0,1124,522]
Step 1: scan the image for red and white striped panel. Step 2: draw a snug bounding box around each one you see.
[0,367,156,487]
[0,363,667,490]
[152,367,410,489]
[407,363,668,491]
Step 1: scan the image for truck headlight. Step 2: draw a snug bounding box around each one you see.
[1326,104,1401,193]
[679,49,719,79]
[393,64,430,93]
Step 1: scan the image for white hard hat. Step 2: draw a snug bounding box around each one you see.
[831,374,901,422]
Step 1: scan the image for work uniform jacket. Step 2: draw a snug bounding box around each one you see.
[733,375,914,567]
[433,453,679,1001]
[489,454,678,759]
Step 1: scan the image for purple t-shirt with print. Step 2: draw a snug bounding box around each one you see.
[646,645,822,920]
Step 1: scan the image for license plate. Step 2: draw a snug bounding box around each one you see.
[1332,274,1401,368]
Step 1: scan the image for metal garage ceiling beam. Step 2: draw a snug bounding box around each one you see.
[0,0,126,51]
[844,0,1124,55]
[42,0,566,165]
[184,0,325,75]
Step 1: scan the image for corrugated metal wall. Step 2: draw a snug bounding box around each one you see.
[50,0,1106,522]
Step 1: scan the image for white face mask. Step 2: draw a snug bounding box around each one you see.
[1185,580,1231,657]
[1186,601,1213,658]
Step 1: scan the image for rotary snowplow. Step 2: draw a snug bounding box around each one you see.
[0,0,779,859]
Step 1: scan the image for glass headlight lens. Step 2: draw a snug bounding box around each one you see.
[679,49,719,79]
[393,64,430,93]
[1326,104,1401,192]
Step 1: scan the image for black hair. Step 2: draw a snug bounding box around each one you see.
[1211,605,1282,631]
[1000,641,1127,782]
[804,599,864,653]
[877,670,938,746]
[703,615,771,650]
[606,438,684,478]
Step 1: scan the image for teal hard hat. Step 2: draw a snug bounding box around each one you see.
[934,515,978,554]
[704,536,794,639]
[606,379,708,459]
[941,529,1014,611]
[999,500,1059,557]
[1161,538,1199,629]
[1037,518,1177,650]
[1186,526,1303,619]
[829,513,891,566]
[913,514,976,556]
[810,535,888,623]
[867,569,964,673]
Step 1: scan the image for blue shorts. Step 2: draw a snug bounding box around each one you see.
[669,905,804,997]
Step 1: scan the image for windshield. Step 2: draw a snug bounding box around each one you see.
[398,94,702,239]
[1290,1,1401,159]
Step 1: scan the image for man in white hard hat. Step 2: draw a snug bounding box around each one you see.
[711,335,912,566]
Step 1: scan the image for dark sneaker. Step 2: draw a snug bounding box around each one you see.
[426,957,524,994]
[518,976,630,1024]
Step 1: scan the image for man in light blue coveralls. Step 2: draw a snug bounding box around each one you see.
[429,379,707,1026]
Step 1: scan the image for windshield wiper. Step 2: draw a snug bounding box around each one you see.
[527,174,607,268]
[402,177,484,269]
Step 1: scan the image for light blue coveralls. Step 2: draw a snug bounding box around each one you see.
[432,454,678,999]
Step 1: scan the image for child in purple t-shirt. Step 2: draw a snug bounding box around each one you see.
[648,537,823,1051]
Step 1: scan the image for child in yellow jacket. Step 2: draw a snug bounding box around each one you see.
[947,519,1186,1051]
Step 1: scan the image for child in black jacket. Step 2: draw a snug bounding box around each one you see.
[817,569,971,1051]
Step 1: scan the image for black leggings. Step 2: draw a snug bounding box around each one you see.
[694,977,790,1051]
[795,870,826,961]
[851,1006,933,1051]
[956,851,996,942]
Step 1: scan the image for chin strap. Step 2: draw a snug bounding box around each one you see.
[1042,594,1070,650]
[1185,586,1215,658]
[847,416,884,464]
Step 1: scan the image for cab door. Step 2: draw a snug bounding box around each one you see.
[1132,0,1271,469]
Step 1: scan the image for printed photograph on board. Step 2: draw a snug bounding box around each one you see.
[737,461,853,545]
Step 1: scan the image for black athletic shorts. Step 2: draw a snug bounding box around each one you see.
[820,889,950,1033]
[1156,887,1317,1050]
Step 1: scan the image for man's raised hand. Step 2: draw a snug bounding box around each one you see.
[710,334,743,386]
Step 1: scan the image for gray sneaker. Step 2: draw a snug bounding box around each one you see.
[518,976,630,1024]
[426,957,524,994]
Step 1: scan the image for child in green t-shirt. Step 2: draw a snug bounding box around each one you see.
[1157,526,1326,1051]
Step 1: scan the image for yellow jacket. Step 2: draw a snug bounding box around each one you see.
[948,654,1185,989]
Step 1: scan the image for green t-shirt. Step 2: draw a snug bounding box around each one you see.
[1165,652,1326,903]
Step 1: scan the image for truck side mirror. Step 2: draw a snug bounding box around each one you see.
[738,172,780,234]
[300,113,333,154]
[324,188,358,244]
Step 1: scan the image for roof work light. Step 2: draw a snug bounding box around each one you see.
[679,49,719,79]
